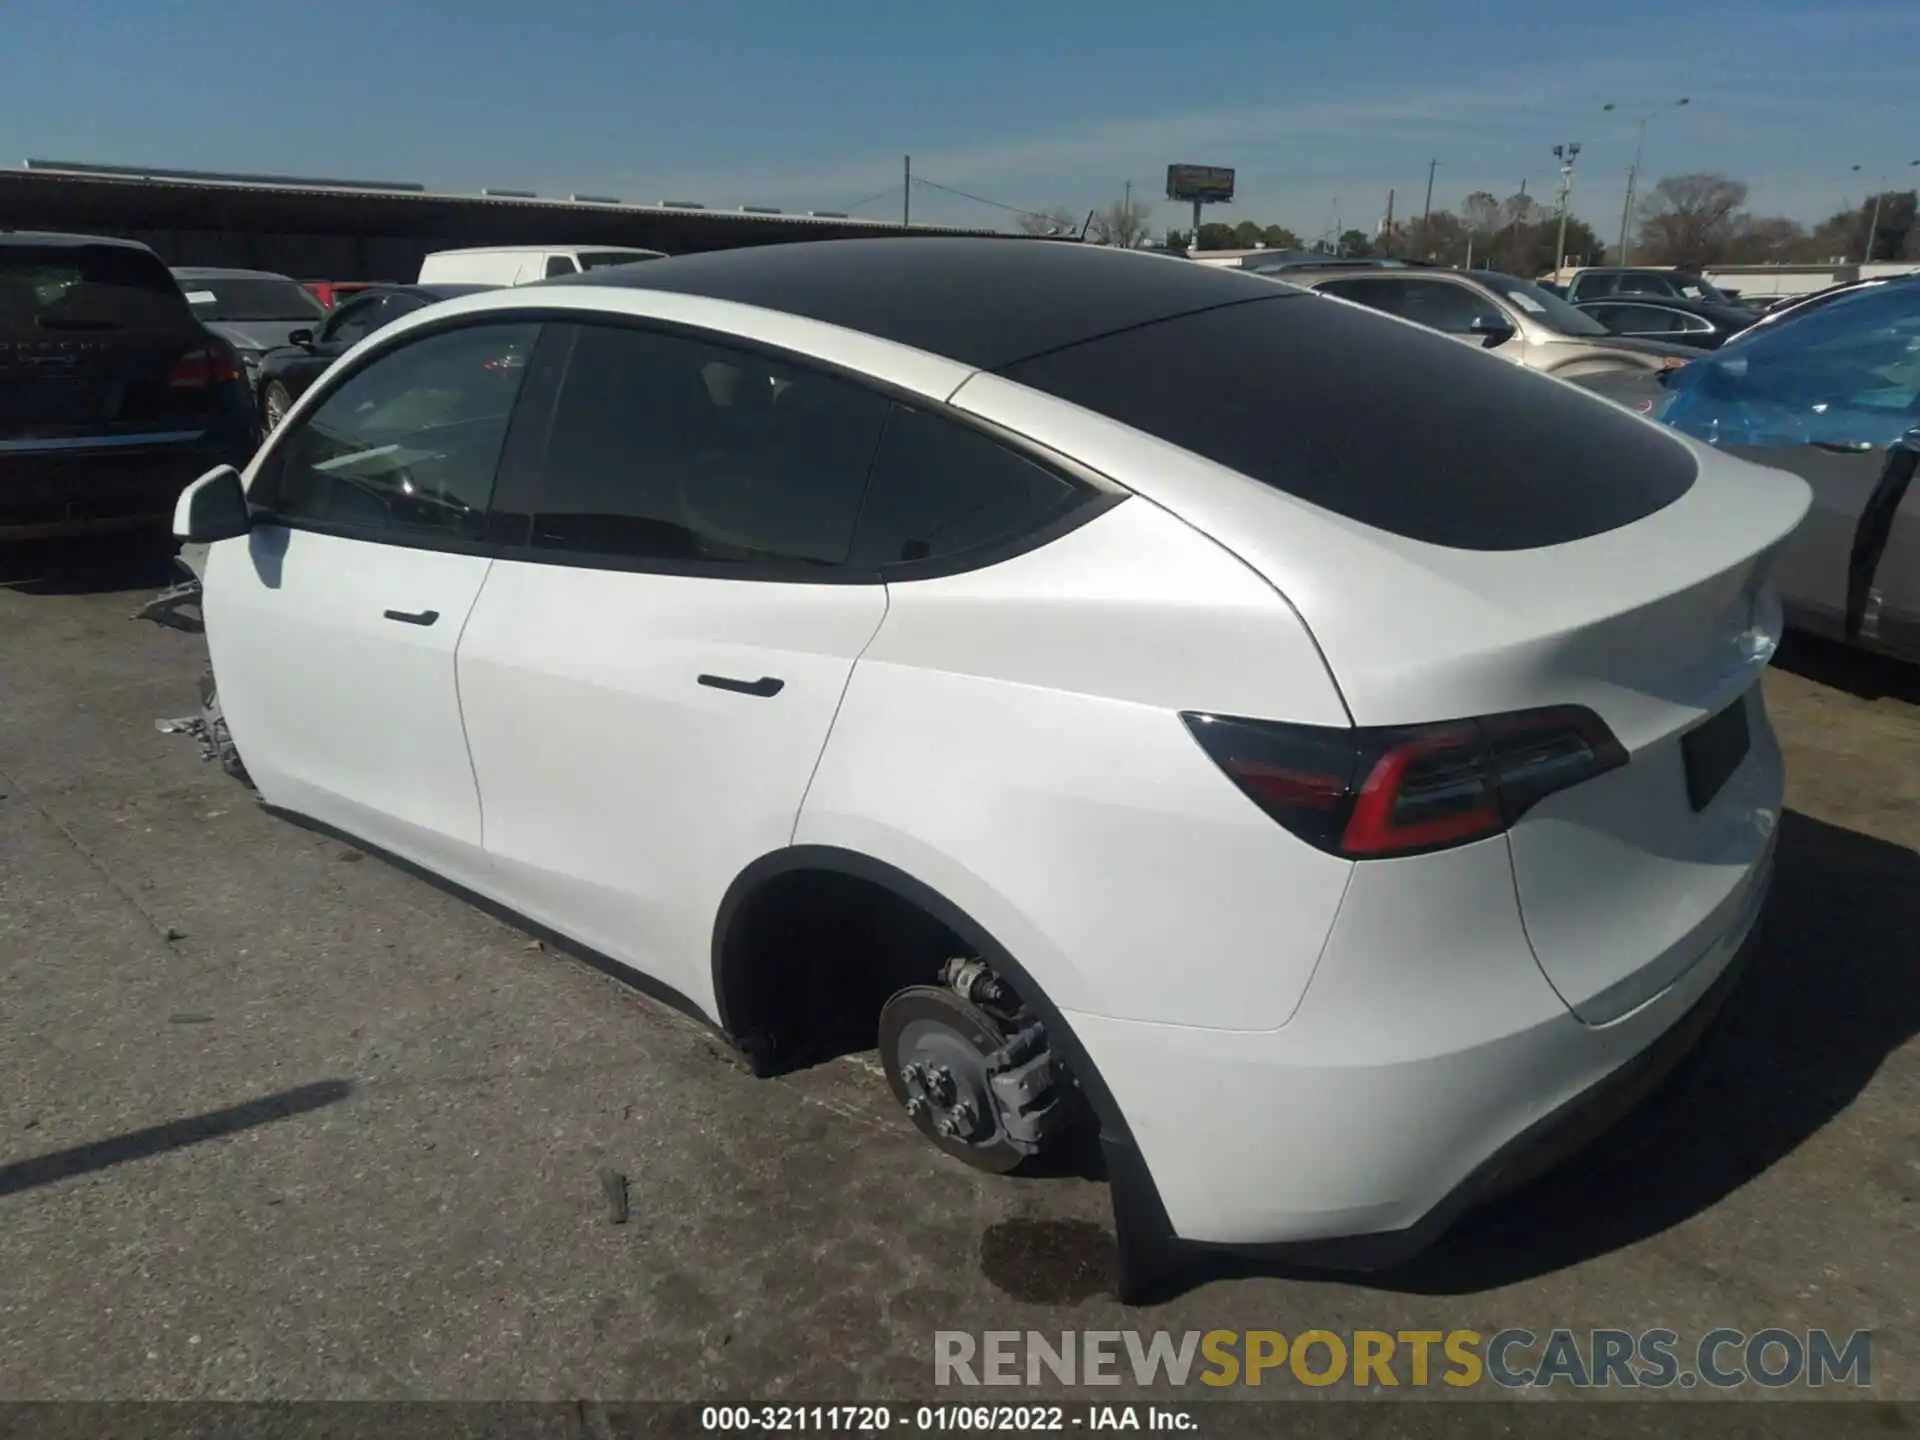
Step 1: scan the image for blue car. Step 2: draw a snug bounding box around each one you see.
[1610,276,1920,662]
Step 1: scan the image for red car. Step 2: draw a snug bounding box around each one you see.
[301,280,385,309]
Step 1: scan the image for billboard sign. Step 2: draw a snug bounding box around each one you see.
[1166,164,1235,203]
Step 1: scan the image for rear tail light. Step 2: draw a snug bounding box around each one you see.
[168,340,245,389]
[1183,705,1627,860]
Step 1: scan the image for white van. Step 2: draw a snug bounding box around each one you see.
[416,245,666,286]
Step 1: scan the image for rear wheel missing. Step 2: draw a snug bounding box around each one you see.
[878,960,1079,1175]
[880,986,1029,1173]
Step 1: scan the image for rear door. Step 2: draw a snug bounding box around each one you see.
[1,241,218,449]
[455,319,891,1007]
[205,317,540,883]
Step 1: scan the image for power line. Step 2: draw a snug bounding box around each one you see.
[909,174,1059,225]
[839,184,903,214]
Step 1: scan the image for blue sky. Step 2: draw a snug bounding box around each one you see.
[3,0,1916,241]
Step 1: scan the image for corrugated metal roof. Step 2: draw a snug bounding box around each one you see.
[9,159,999,236]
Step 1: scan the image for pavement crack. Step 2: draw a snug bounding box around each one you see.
[0,763,180,950]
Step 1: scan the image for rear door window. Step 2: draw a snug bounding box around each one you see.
[995,293,1697,551]
[1316,277,1409,318]
[508,321,891,570]
[1610,304,1682,334]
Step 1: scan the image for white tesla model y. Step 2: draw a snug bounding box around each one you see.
[175,238,1808,1299]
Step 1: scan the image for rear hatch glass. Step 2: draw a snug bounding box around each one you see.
[2,242,215,442]
[996,293,1697,551]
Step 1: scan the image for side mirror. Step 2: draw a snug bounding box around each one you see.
[173,465,252,544]
[289,329,314,348]
[1469,314,1516,347]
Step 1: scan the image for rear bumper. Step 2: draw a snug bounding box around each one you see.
[0,430,254,540]
[1076,825,1774,1273]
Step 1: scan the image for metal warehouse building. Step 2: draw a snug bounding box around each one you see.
[0,159,1005,280]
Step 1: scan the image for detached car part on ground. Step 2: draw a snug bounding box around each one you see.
[1267,265,1699,378]
[171,239,1804,1300]
[3,233,256,540]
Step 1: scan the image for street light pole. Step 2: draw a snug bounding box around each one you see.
[1603,98,1689,266]
[1552,142,1582,279]
[1851,160,1920,263]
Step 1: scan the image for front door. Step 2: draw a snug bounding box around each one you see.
[454,319,893,1009]
[204,317,541,882]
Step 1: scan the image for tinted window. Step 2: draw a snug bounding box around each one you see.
[1321,277,1507,336]
[255,321,538,540]
[524,322,891,567]
[179,277,324,322]
[1609,304,1682,334]
[1617,273,1679,298]
[1473,272,1610,335]
[320,294,387,346]
[850,406,1084,568]
[1316,277,1406,316]
[544,255,580,278]
[997,294,1697,552]
[578,251,661,270]
[1661,281,1920,450]
[1393,279,1508,336]
[1,242,192,335]
[1571,273,1617,300]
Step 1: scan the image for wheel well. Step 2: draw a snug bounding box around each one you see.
[715,866,962,1075]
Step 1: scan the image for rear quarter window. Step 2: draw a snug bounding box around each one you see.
[995,294,1698,552]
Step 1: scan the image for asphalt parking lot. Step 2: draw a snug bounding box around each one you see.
[1,537,1916,1405]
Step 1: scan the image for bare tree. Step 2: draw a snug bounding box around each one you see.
[1088,195,1154,249]
[1459,190,1503,238]
[1634,173,1749,268]
[1720,215,1809,265]
[1016,206,1081,237]
[1502,190,1537,229]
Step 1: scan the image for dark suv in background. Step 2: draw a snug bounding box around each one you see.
[2,232,256,541]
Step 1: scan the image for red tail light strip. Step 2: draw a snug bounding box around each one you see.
[1186,706,1628,861]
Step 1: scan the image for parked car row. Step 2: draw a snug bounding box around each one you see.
[18,226,1914,1301]
[1248,262,1700,378]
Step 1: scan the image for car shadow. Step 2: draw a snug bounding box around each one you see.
[1772,632,1920,706]
[0,533,180,597]
[1175,808,1918,1297]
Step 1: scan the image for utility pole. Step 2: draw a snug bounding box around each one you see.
[903,155,911,227]
[1382,188,1396,256]
[1552,142,1582,279]
[1421,157,1437,226]
[1604,99,1687,266]
[1617,120,1645,262]
[1848,164,1918,263]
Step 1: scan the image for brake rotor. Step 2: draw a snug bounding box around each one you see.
[878,984,1025,1174]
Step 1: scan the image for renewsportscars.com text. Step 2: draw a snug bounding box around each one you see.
[934,1328,1872,1390]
